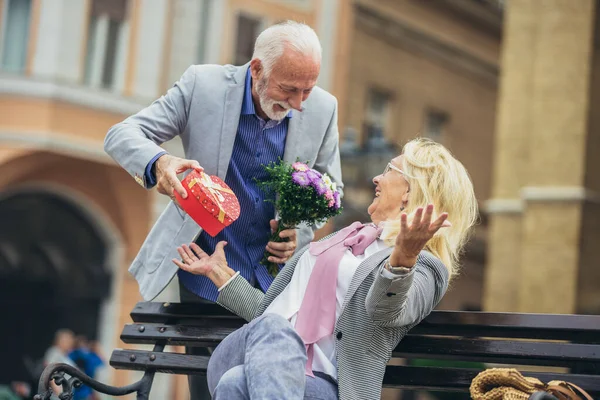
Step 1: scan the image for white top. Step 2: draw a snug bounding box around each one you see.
[263,239,393,380]
[44,346,76,367]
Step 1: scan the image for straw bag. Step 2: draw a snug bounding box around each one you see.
[470,368,594,400]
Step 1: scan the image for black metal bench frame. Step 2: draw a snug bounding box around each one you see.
[34,301,600,399]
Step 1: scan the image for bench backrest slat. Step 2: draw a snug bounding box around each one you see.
[111,349,209,376]
[130,303,600,342]
[382,366,600,396]
[423,311,600,331]
[396,336,600,365]
[120,323,238,347]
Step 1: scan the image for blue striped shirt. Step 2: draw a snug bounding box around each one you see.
[177,67,291,301]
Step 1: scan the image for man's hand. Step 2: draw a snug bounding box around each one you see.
[155,154,203,202]
[265,219,298,264]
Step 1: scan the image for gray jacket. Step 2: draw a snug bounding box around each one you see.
[217,242,449,400]
[104,63,343,300]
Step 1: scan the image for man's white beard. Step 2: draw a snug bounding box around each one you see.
[255,76,291,121]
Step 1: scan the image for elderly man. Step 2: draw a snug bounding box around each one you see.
[104,20,343,399]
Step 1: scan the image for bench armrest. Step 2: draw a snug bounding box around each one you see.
[34,363,154,400]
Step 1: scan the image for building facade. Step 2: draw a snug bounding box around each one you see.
[0,0,338,398]
[334,0,501,314]
[1,0,598,399]
[483,0,600,316]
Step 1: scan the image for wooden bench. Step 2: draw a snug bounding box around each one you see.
[35,301,600,399]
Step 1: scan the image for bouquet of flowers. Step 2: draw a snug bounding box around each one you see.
[257,160,343,277]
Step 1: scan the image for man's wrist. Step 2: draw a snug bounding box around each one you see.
[153,153,170,176]
[146,151,168,186]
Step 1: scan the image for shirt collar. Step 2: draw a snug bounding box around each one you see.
[241,67,293,119]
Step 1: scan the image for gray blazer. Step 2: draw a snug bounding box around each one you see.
[217,240,449,400]
[104,63,343,301]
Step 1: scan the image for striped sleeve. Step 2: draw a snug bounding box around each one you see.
[365,251,449,328]
[216,274,264,322]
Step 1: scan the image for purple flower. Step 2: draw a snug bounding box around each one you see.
[306,169,321,184]
[333,191,341,209]
[292,171,310,186]
[312,179,328,195]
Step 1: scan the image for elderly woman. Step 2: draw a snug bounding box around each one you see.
[172,138,478,400]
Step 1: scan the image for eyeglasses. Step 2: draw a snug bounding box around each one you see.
[383,163,404,176]
[383,162,411,192]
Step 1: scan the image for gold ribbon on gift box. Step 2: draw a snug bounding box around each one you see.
[188,172,234,223]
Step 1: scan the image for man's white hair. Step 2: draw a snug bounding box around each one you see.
[252,20,322,76]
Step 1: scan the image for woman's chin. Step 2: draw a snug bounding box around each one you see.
[367,201,377,216]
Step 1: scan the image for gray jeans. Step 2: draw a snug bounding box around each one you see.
[207,313,338,400]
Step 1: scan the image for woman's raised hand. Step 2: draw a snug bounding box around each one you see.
[390,204,451,268]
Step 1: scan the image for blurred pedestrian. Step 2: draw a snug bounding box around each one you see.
[44,329,75,368]
[0,382,30,400]
[68,336,105,400]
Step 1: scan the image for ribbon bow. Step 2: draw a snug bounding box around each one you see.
[188,172,234,223]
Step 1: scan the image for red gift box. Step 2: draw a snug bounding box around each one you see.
[174,170,240,236]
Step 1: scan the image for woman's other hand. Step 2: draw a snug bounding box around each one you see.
[390,204,451,268]
[172,242,234,287]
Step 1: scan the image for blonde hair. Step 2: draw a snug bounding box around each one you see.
[380,138,478,279]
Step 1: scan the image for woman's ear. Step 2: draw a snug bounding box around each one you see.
[401,191,409,209]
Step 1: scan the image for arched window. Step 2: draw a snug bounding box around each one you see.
[0,191,111,384]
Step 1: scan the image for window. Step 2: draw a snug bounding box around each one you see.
[83,0,128,89]
[424,110,449,142]
[340,126,359,156]
[0,0,32,73]
[364,88,391,150]
[234,14,262,65]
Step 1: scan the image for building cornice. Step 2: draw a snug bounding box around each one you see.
[0,130,113,165]
[484,198,524,214]
[521,186,600,204]
[0,74,148,116]
[435,0,503,36]
[485,186,600,215]
[354,3,499,87]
